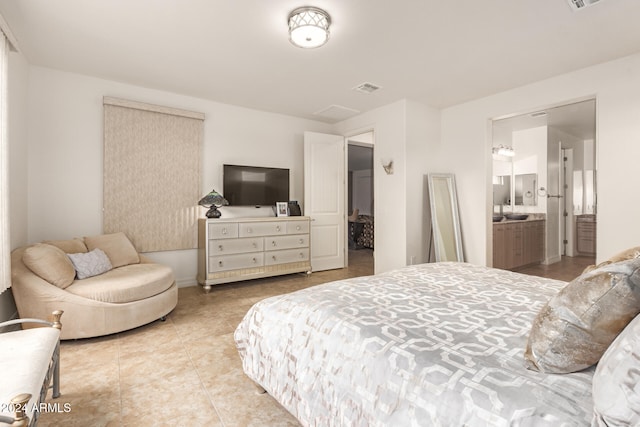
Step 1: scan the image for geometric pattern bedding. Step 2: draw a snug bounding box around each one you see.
[234,262,594,426]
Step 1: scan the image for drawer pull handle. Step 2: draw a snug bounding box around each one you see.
[299,239,304,244]
[276,226,281,232]
[252,242,257,248]
[296,225,301,231]
[222,228,227,235]
[299,252,304,258]
[252,257,257,263]
[247,228,252,233]
[218,261,223,267]
[219,245,223,251]
[272,241,276,247]
[272,255,276,261]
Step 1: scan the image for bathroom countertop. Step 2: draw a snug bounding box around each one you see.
[493,213,546,224]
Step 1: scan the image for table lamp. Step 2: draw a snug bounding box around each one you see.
[198,189,229,219]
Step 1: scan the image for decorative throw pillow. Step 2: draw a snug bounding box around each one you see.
[592,313,640,426]
[67,248,113,280]
[524,257,640,373]
[84,232,139,268]
[22,243,76,289]
[42,238,88,254]
[582,246,640,275]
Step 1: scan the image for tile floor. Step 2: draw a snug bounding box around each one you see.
[39,252,591,427]
[39,249,374,427]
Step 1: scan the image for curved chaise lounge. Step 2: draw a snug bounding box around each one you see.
[10,232,178,340]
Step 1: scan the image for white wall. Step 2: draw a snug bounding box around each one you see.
[334,101,407,273]
[512,126,547,214]
[25,67,332,286]
[442,52,640,265]
[335,99,440,272]
[406,100,441,265]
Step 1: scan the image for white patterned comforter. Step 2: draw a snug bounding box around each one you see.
[234,262,594,426]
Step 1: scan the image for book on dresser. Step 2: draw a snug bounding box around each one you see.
[197,216,311,291]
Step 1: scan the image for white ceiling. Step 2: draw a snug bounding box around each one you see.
[0,0,639,124]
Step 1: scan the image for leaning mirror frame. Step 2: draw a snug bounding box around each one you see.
[427,173,464,262]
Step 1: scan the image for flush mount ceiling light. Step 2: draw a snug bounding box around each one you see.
[288,6,331,48]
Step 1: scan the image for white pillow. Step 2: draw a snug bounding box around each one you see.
[67,248,113,280]
[592,313,640,426]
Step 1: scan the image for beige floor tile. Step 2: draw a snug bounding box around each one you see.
[39,251,374,426]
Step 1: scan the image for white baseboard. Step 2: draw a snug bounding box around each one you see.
[543,255,562,265]
[176,278,198,288]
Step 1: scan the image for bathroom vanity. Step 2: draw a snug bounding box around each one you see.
[493,217,545,270]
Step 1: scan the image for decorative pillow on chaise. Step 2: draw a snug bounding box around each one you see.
[42,238,88,254]
[67,248,113,280]
[524,257,640,373]
[592,312,640,426]
[582,246,640,274]
[22,243,76,289]
[84,232,140,268]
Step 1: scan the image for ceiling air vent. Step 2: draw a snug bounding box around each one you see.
[353,82,382,94]
[567,0,603,11]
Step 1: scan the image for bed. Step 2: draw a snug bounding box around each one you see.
[234,262,602,426]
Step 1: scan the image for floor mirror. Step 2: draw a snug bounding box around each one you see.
[427,173,464,262]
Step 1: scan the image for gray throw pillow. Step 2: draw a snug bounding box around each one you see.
[67,248,113,279]
[592,313,640,426]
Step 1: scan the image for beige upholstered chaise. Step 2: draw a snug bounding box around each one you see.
[10,233,178,340]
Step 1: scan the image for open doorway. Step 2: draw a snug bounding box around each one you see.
[347,132,374,273]
[491,99,596,279]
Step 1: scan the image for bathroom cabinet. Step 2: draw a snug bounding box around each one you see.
[576,215,596,255]
[493,220,545,270]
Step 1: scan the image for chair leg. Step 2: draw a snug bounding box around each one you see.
[52,342,60,398]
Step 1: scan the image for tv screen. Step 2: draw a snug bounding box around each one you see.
[223,164,290,206]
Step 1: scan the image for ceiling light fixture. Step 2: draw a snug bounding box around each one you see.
[288,7,331,49]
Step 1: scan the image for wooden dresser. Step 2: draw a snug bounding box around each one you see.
[197,217,311,291]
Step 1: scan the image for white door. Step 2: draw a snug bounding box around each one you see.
[304,131,345,271]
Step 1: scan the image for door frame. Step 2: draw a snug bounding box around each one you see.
[343,128,375,268]
[488,95,597,267]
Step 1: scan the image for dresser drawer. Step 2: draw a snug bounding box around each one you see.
[209,253,264,272]
[209,238,263,255]
[208,223,239,239]
[286,221,309,235]
[265,235,309,251]
[264,248,309,265]
[239,221,286,237]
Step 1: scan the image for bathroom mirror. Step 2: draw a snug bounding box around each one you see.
[493,175,511,206]
[514,173,537,206]
[427,173,464,262]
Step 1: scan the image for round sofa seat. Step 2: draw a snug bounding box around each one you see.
[65,263,174,304]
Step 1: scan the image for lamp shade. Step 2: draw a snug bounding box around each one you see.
[288,7,331,48]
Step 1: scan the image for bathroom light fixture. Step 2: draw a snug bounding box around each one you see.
[492,145,515,157]
[288,6,331,48]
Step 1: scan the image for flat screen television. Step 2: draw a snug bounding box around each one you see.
[223,164,290,206]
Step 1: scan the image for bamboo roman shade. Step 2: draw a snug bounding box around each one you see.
[103,97,204,252]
